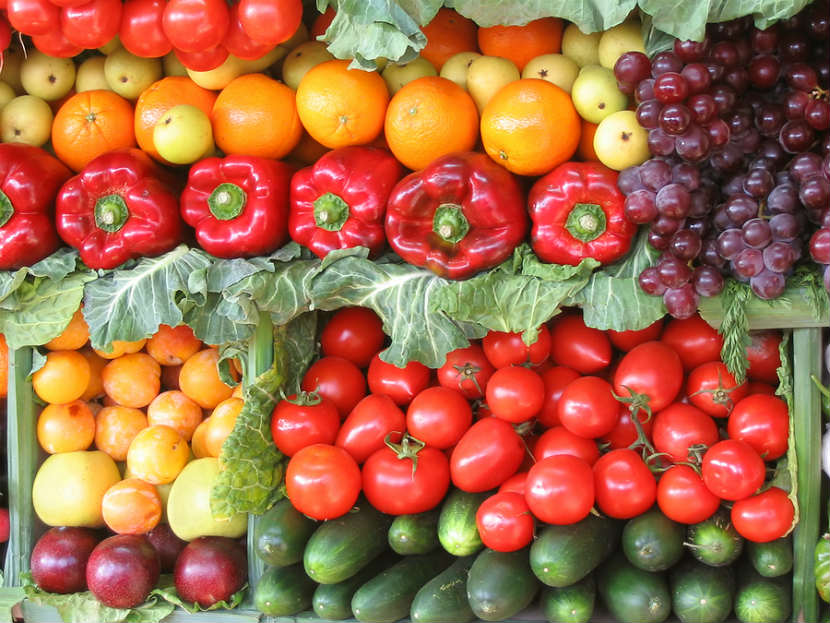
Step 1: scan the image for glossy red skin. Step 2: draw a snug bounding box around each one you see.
[613,341,683,413]
[533,425,600,465]
[7,0,60,35]
[221,2,272,59]
[335,394,405,463]
[557,376,620,439]
[146,524,186,573]
[746,381,776,395]
[31,527,100,594]
[745,331,782,384]
[652,402,719,463]
[486,366,545,423]
[320,307,385,369]
[237,0,302,45]
[476,492,535,552]
[593,449,657,519]
[525,455,595,525]
[659,314,723,371]
[86,535,160,608]
[536,365,581,427]
[367,354,430,406]
[607,318,664,352]
[406,386,472,449]
[271,394,341,457]
[285,444,361,520]
[731,487,794,543]
[450,417,525,492]
[119,0,172,58]
[301,356,367,418]
[174,44,229,71]
[174,536,247,607]
[61,0,122,49]
[437,343,494,400]
[31,27,84,56]
[727,394,789,461]
[162,0,229,52]
[362,444,450,515]
[498,471,528,495]
[687,361,748,418]
[656,465,721,524]
[701,439,765,501]
[482,326,551,369]
[600,406,653,450]
[549,314,612,374]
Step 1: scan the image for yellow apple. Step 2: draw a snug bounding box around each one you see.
[1,95,53,146]
[104,47,163,99]
[598,21,646,69]
[282,41,334,90]
[571,65,628,123]
[153,104,214,165]
[382,57,437,95]
[561,23,602,67]
[20,50,76,101]
[0,82,15,113]
[440,51,481,89]
[522,54,580,93]
[76,56,111,92]
[594,110,650,170]
[466,55,520,113]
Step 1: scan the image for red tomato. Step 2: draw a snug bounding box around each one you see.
[557,376,620,439]
[311,6,334,38]
[746,382,776,396]
[270,393,340,457]
[536,365,580,428]
[335,394,405,464]
[486,366,544,423]
[687,361,748,418]
[482,326,551,369]
[549,314,612,373]
[174,44,229,71]
[162,0,229,53]
[285,444,361,520]
[613,341,683,413]
[701,439,765,501]
[222,2,273,60]
[0,15,9,50]
[498,471,528,495]
[7,0,59,35]
[727,394,789,461]
[730,487,794,543]
[367,354,430,406]
[406,386,471,449]
[745,331,782,384]
[437,343,494,400]
[450,417,525,492]
[362,438,450,515]
[32,28,83,56]
[301,356,367,418]
[237,0,302,45]
[656,465,721,524]
[652,402,719,463]
[476,492,535,552]
[320,307,385,369]
[607,318,664,352]
[525,455,595,525]
[119,0,172,58]
[533,425,600,465]
[60,0,121,49]
[659,314,723,371]
[600,406,653,450]
[593,449,656,519]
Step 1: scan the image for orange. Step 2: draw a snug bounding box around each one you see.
[95,405,148,461]
[80,348,108,401]
[51,90,136,172]
[145,324,202,366]
[44,307,89,351]
[212,73,302,159]
[94,338,147,360]
[477,18,564,71]
[134,77,217,163]
[191,417,212,458]
[420,8,478,71]
[37,400,96,454]
[0,333,7,399]
[101,353,161,408]
[578,120,600,161]
[101,478,162,535]
[147,390,203,441]
[296,60,389,149]
[126,424,189,485]
[204,397,244,457]
[480,79,580,176]
[384,76,479,171]
[178,348,237,409]
[32,350,90,405]
[287,129,330,166]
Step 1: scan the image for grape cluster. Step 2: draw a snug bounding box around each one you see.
[612,2,830,317]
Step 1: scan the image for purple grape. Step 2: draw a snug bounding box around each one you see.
[671,162,701,190]
[785,90,811,119]
[674,38,710,62]
[748,54,781,89]
[663,284,699,319]
[648,231,671,251]
[748,156,776,171]
[780,32,810,61]
[762,241,797,272]
[799,174,830,209]
[656,183,692,218]
[614,52,652,84]
[712,41,740,67]
[769,213,798,242]
[636,100,663,129]
[652,215,684,235]
[681,63,712,94]
[693,265,725,296]
[639,266,668,295]
[701,238,727,268]
[716,228,746,259]
[727,109,753,135]
[711,85,737,113]
[704,119,731,147]
[688,190,711,218]
[669,229,703,260]
[657,254,694,288]
[750,270,787,299]
[723,175,747,196]
[675,124,710,161]
[779,119,816,153]
[742,218,772,248]
[735,39,752,64]
[758,139,787,164]
[755,103,785,137]
[686,218,709,239]
[733,247,765,278]
[659,103,692,135]
[724,67,751,92]
[790,153,823,183]
[653,72,690,103]
[767,184,798,213]
[805,99,830,131]
[648,128,676,156]
[751,26,780,53]
[808,4,830,38]
[809,227,830,263]
[639,158,673,191]
[635,78,655,103]
[786,61,819,91]
[705,62,725,82]
[688,94,717,124]
[617,166,644,194]
[725,195,759,226]
[734,128,762,155]
[624,189,658,223]
[714,205,734,231]
[709,143,742,171]
[742,168,775,198]
[651,51,684,77]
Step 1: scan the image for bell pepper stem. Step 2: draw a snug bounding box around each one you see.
[565,202,607,243]
[0,189,13,227]
[433,203,469,244]
[208,183,246,221]
[94,194,129,233]
[313,192,350,231]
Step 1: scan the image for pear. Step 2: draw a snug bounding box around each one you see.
[282,41,334,90]
[76,56,111,92]
[381,57,436,94]
[0,82,15,113]
[522,54,580,93]
[571,65,628,123]
[440,51,481,89]
[187,47,286,91]
[98,35,121,55]
[104,47,163,99]
[20,50,76,101]
[0,95,53,146]
[0,49,24,94]
[593,110,649,170]
[153,104,214,165]
[162,52,188,77]
[561,23,602,67]
[466,55,520,113]
[598,21,646,69]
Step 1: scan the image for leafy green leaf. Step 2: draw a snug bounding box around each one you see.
[774,332,799,533]
[448,0,635,31]
[717,279,754,383]
[149,578,246,614]
[0,587,24,623]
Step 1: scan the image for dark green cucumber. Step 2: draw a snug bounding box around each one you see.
[734,573,791,623]
[598,555,671,623]
[388,510,440,555]
[670,558,734,623]
[530,514,618,587]
[312,554,398,621]
[254,498,317,567]
[686,509,744,567]
[539,575,596,623]
[438,489,488,556]
[253,563,316,617]
[747,537,793,578]
[351,551,453,623]
[303,504,392,584]
[410,555,476,623]
[467,547,539,621]
[622,508,684,572]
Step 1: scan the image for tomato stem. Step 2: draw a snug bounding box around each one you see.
[283,390,322,407]
[384,432,425,477]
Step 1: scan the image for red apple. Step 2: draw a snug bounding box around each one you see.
[0,508,9,542]
[31,527,100,594]
[147,524,186,573]
[86,534,160,608]
[174,536,247,607]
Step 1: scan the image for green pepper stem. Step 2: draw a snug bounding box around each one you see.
[433,203,469,244]
[94,194,129,233]
[565,202,607,243]
[208,183,246,221]
[313,192,350,231]
[0,189,13,227]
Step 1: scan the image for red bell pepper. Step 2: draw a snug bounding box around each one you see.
[55,149,182,270]
[180,155,293,259]
[385,152,527,280]
[0,144,71,270]
[528,162,636,266]
[289,146,402,259]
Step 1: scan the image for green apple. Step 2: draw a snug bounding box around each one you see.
[282,41,334,90]
[0,82,15,113]
[571,64,628,123]
[440,51,481,89]
[76,56,111,92]
[0,49,24,94]
[466,55,520,113]
[1,95,53,146]
[104,47,163,99]
[20,50,76,101]
[593,110,649,170]
[561,23,602,67]
[522,53,580,93]
[381,57,437,95]
[598,21,646,69]
[153,104,214,165]
[163,51,188,77]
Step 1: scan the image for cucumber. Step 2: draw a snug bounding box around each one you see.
[388,510,440,555]
[530,514,618,587]
[686,509,744,567]
[351,551,453,623]
[539,575,596,623]
[304,504,393,584]
[734,573,791,623]
[747,537,793,578]
[670,558,734,623]
[312,554,398,621]
[253,563,316,617]
[622,508,684,572]
[410,555,476,623]
[598,554,671,623]
[438,489,488,556]
[467,547,539,621]
[253,498,317,567]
